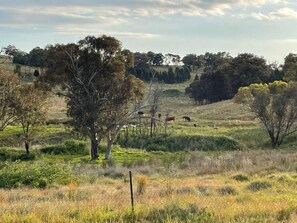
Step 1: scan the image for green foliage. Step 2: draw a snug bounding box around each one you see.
[0,161,74,188]
[0,148,37,161]
[40,139,89,155]
[186,69,232,103]
[117,134,243,152]
[246,181,272,192]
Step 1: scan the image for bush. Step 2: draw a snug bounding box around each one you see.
[231,174,249,182]
[40,140,88,155]
[117,134,243,152]
[217,186,237,195]
[246,181,272,192]
[0,161,74,188]
[0,148,37,161]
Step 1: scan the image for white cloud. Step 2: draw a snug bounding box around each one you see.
[251,7,297,20]
[55,25,159,39]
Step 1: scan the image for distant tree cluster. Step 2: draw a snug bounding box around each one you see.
[127,52,191,83]
[185,52,292,104]
[2,45,46,67]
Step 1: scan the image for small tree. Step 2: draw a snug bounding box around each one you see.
[0,68,20,131]
[234,81,297,147]
[15,84,48,154]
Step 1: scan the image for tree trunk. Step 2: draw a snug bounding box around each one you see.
[25,142,30,155]
[105,139,113,160]
[90,139,98,160]
[90,128,98,160]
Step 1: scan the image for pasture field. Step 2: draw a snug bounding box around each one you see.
[0,67,297,222]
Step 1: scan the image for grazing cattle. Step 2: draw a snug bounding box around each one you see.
[138,111,144,115]
[194,124,197,127]
[165,116,175,122]
[182,116,191,122]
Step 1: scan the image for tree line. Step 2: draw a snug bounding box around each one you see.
[185,52,297,104]
[2,45,191,84]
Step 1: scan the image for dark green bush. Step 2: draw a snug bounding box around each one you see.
[0,161,74,188]
[40,139,88,155]
[246,181,272,192]
[0,148,37,161]
[117,134,242,152]
[231,174,249,182]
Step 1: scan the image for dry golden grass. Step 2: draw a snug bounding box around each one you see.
[0,172,296,222]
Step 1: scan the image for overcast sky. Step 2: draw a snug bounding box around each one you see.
[1,0,297,63]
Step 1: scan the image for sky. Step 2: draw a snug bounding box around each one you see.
[1,0,297,64]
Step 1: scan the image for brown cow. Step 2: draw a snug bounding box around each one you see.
[165,116,175,122]
[182,116,191,122]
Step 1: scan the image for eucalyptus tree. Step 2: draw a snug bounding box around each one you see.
[234,81,297,147]
[43,36,144,160]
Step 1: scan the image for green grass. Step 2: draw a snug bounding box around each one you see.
[0,125,74,147]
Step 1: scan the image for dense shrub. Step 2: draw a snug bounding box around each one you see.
[117,134,243,152]
[40,139,88,155]
[0,148,37,161]
[246,181,272,192]
[0,161,74,188]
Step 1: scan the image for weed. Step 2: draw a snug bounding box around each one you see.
[137,175,148,195]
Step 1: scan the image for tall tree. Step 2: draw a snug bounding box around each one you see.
[43,35,144,160]
[227,53,271,94]
[283,53,297,81]
[182,54,203,71]
[203,52,231,71]
[0,68,20,131]
[27,47,46,67]
[234,81,297,147]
